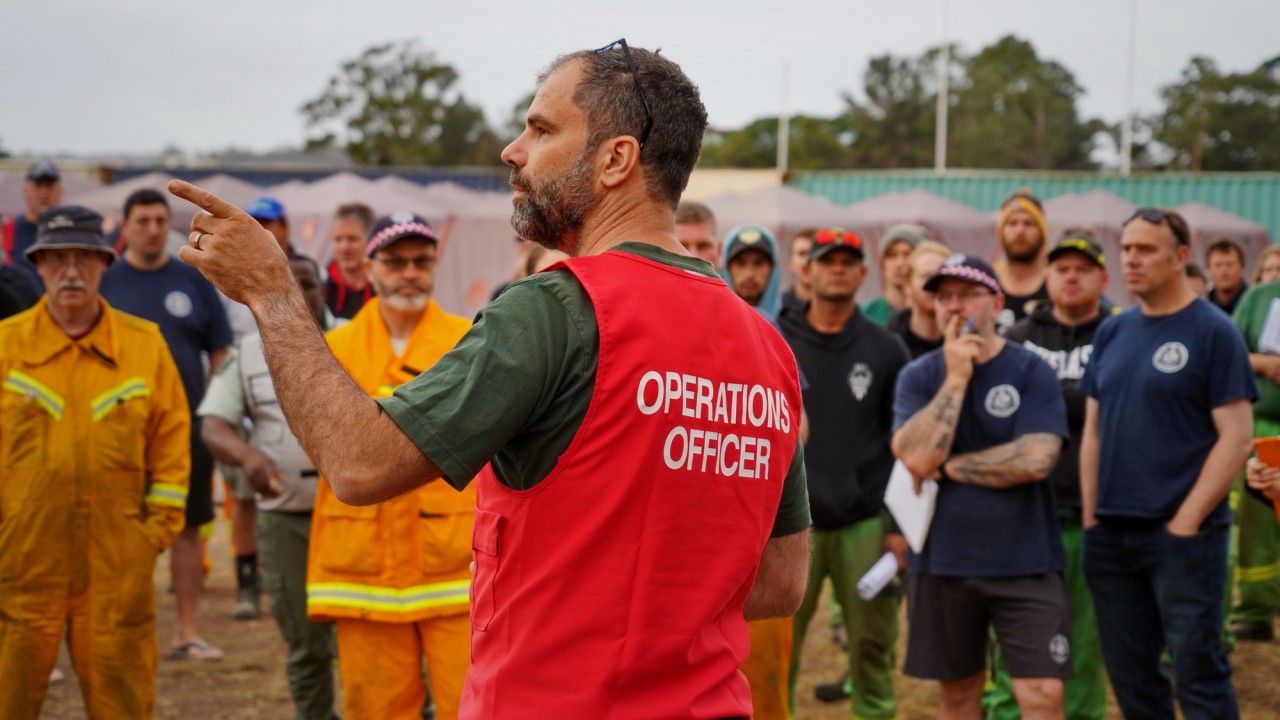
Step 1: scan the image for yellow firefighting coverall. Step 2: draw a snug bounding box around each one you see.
[0,298,189,720]
[308,298,474,720]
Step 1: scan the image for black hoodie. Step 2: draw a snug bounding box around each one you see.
[777,302,910,529]
[1004,303,1109,511]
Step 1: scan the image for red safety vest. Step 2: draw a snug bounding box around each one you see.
[461,250,802,719]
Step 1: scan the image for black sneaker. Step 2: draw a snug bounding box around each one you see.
[814,671,852,703]
[1228,621,1274,641]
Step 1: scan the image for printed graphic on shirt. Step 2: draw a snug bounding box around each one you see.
[847,363,872,401]
[1152,341,1189,374]
[636,370,792,481]
[1020,341,1093,381]
[984,384,1021,418]
[164,290,193,318]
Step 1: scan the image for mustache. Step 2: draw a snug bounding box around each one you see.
[56,280,88,290]
[390,283,428,293]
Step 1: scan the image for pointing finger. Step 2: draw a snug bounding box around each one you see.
[168,180,241,219]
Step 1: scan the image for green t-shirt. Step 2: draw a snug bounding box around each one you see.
[860,296,893,326]
[379,242,811,537]
[1232,281,1280,429]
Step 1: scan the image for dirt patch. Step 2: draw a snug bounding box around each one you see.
[38,524,1280,719]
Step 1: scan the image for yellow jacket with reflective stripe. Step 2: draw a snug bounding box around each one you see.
[307,297,475,623]
[0,297,190,605]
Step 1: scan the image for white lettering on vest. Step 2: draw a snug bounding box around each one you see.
[641,370,793,481]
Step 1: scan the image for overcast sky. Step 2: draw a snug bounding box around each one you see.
[3,0,1277,157]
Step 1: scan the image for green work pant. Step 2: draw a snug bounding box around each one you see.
[258,510,339,720]
[984,520,1106,720]
[789,517,898,720]
[1232,446,1280,625]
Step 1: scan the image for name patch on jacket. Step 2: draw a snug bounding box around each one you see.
[636,370,793,480]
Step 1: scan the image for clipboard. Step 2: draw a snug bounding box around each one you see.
[883,460,939,554]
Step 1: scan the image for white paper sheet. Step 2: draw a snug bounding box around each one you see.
[1260,299,1280,355]
[883,460,939,555]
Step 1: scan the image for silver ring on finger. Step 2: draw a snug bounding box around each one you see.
[190,231,208,250]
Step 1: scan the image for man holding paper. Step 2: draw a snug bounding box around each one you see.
[891,254,1071,720]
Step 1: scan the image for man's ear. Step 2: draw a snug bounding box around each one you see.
[598,136,641,190]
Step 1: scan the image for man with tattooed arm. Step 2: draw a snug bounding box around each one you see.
[891,254,1071,720]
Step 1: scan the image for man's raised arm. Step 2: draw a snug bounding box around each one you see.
[171,180,439,505]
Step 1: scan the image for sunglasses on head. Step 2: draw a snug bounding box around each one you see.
[595,38,653,150]
[1123,207,1190,246]
[813,228,863,248]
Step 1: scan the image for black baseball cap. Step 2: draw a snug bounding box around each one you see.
[809,228,866,262]
[724,226,775,264]
[923,254,1004,295]
[26,160,60,182]
[1048,232,1106,269]
[26,205,117,265]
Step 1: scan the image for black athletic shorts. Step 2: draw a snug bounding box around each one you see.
[185,427,215,528]
[904,573,1073,681]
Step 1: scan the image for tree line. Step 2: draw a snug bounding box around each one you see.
[301,38,1280,172]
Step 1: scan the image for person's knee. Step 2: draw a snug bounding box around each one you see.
[938,671,984,708]
[1011,677,1064,718]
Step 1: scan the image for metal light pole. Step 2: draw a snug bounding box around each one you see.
[934,0,950,173]
[777,61,791,175]
[1120,0,1138,176]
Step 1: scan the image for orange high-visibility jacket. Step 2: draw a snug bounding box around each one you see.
[307,297,475,623]
[0,298,190,715]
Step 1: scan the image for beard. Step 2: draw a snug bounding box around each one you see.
[1003,236,1044,264]
[509,149,600,254]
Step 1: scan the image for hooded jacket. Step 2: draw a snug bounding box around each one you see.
[1004,303,1108,511]
[777,301,910,528]
[721,225,782,319]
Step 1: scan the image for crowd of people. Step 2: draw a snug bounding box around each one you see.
[0,40,1276,720]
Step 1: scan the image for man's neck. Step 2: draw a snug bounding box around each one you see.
[1051,302,1102,327]
[47,298,102,339]
[907,308,941,340]
[806,296,856,333]
[124,248,168,271]
[883,284,906,309]
[337,262,367,288]
[996,259,1046,295]
[974,333,1006,364]
[1140,281,1198,317]
[1212,283,1243,306]
[791,284,810,302]
[571,191,686,258]
[378,303,427,341]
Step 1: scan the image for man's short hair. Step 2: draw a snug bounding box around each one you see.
[1205,236,1246,266]
[1185,263,1208,281]
[542,44,708,208]
[792,227,819,244]
[674,200,716,232]
[903,240,953,281]
[123,188,170,220]
[334,202,376,235]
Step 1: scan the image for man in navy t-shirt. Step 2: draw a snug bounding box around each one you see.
[101,188,233,662]
[1079,208,1255,719]
[892,254,1070,719]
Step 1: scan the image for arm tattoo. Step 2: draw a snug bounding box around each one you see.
[894,383,965,475]
[944,433,1062,489]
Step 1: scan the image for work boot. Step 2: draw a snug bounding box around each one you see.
[230,586,261,620]
[814,670,852,703]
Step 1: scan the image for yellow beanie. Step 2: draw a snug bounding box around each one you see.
[998,194,1049,248]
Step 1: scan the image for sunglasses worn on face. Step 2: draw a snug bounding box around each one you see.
[374,255,435,272]
[813,228,863,249]
[1123,207,1190,247]
[595,38,653,150]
